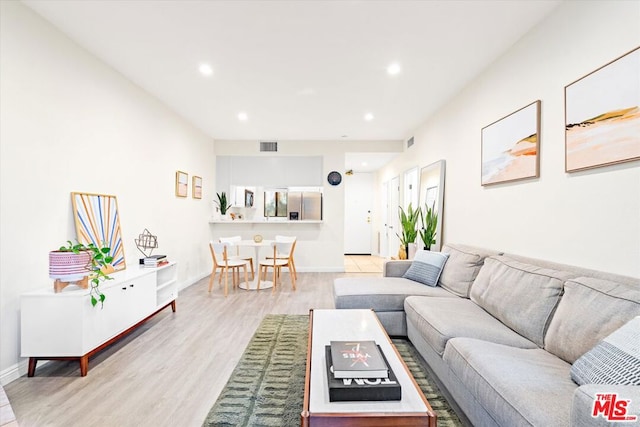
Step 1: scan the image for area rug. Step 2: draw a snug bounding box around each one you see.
[202,314,462,427]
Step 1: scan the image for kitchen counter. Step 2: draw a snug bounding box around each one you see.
[209,219,323,224]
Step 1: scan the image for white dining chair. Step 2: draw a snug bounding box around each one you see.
[266,235,297,280]
[219,235,255,280]
[258,240,296,292]
[208,241,249,297]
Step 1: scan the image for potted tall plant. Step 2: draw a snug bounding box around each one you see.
[50,241,114,307]
[419,203,438,250]
[397,203,419,259]
[215,192,232,220]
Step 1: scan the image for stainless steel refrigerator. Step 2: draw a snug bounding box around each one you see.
[288,192,322,220]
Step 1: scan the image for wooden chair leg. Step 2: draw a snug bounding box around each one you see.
[289,264,296,291]
[248,259,255,280]
[291,258,297,280]
[223,266,228,297]
[208,267,216,292]
[243,264,248,287]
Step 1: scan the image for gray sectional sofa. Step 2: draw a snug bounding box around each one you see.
[333,244,640,426]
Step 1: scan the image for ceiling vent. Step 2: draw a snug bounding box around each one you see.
[407,136,415,148]
[260,141,278,152]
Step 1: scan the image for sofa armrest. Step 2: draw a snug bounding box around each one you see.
[571,384,640,426]
[383,260,412,277]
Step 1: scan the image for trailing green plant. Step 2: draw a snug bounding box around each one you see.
[215,192,232,215]
[397,203,419,253]
[59,240,114,308]
[419,203,438,250]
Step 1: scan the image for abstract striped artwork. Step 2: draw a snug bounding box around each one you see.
[71,192,126,271]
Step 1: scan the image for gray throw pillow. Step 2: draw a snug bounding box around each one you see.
[403,250,449,287]
[571,316,640,386]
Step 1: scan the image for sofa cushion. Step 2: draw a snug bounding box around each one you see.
[439,244,500,297]
[545,276,640,364]
[470,256,571,347]
[333,277,457,312]
[571,316,640,386]
[404,296,537,356]
[402,250,449,286]
[444,337,576,427]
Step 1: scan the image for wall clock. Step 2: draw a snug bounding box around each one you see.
[327,171,342,186]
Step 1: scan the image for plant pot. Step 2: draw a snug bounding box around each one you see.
[49,250,91,281]
[408,243,418,260]
[221,213,229,221]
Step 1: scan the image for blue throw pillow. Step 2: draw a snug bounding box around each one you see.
[403,250,450,287]
[571,316,640,386]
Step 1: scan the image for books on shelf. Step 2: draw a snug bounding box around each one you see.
[329,340,388,379]
[142,255,168,268]
[325,345,401,402]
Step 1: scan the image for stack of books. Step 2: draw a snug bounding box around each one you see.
[325,340,401,402]
[142,255,169,268]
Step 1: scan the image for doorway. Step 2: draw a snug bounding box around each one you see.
[344,172,374,254]
[387,175,400,258]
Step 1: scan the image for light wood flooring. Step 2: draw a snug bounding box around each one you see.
[4,270,380,427]
[344,255,385,273]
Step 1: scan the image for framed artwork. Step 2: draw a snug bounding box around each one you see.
[565,47,640,172]
[175,171,188,197]
[71,192,126,271]
[481,100,541,186]
[244,189,254,207]
[192,176,202,199]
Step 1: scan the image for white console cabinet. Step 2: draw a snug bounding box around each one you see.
[21,262,178,376]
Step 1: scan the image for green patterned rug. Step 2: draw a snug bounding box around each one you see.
[203,314,462,427]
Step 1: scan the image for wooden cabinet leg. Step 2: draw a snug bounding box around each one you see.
[171,300,176,312]
[79,356,89,377]
[28,358,37,377]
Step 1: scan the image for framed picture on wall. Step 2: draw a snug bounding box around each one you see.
[565,47,640,172]
[175,171,188,197]
[481,100,541,186]
[192,176,202,199]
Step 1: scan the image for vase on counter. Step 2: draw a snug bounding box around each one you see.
[408,243,417,260]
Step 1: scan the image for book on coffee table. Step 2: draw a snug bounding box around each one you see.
[325,345,401,402]
[329,340,388,379]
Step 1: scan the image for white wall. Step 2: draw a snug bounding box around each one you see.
[378,0,640,277]
[214,140,402,270]
[0,2,216,383]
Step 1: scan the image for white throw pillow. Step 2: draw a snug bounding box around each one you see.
[403,250,449,287]
[571,316,640,386]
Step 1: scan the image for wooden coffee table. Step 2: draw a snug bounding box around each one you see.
[301,309,436,426]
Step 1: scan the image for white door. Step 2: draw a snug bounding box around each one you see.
[380,181,388,257]
[387,176,400,258]
[344,173,374,254]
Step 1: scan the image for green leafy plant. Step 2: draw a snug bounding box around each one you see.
[59,241,114,307]
[397,203,419,254]
[215,192,232,215]
[419,203,438,250]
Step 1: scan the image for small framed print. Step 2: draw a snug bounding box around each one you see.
[175,171,188,197]
[192,176,202,199]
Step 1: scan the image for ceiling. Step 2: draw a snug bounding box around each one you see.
[23,0,561,143]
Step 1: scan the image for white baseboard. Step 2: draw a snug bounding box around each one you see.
[0,360,30,386]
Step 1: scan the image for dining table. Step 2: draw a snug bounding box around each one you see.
[235,239,274,290]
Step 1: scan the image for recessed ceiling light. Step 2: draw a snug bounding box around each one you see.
[387,62,401,76]
[362,162,368,166]
[364,113,374,121]
[199,64,213,76]
[237,112,248,121]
